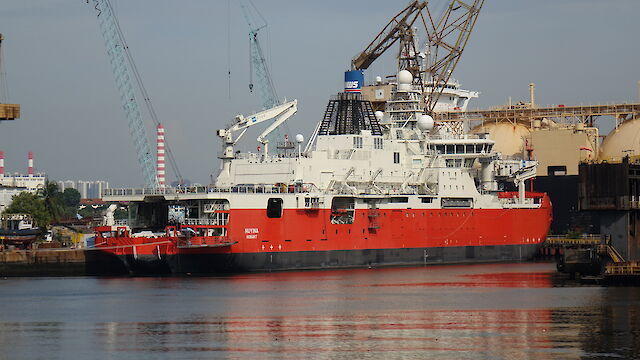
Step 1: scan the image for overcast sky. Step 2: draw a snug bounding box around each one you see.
[0,0,638,187]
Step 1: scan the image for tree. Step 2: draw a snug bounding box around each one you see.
[62,188,81,218]
[38,181,64,223]
[62,188,81,209]
[3,192,51,228]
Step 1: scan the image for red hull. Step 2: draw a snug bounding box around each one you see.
[95,193,552,265]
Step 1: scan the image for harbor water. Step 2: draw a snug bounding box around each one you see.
[1,262,639,359]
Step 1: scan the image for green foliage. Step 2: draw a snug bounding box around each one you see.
[62,188,81,218]
[62,188,81,209]
[3,192,51,228]
[38,181,65,223]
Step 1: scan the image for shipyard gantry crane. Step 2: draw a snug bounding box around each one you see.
[351,0,484,115]
[240,1,292,149]
[89,0,183,187]
[240,1,279,110]
[0,33,20,122]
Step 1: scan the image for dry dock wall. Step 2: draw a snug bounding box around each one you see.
[0,249,128,276]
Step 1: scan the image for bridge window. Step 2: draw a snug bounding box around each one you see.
[353,136,363,149]
[393,152,400,164]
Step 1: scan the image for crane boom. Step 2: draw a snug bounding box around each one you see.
[422,0,484,114]
[90,0,184,186]
[241,1,279,110]
[351,0,484,115]
[216,100,298,186]
[351,1,427,71]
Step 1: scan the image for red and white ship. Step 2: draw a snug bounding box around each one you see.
[95,70,552,274]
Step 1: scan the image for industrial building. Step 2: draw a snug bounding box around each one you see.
[0,152,46,213]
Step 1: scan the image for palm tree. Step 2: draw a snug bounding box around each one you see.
[38,180,64,224]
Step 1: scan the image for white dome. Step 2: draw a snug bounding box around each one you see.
[417,114,434,131]
[600,118,640,161]
[471,122,531,157]
[374,111,384,122]
[375,76,382,84]
[295,134,304,143]
[398,70,413,85]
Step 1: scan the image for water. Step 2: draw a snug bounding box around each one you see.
[1,262,639,359]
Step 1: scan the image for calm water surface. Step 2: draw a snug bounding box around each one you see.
[1,262,639,359]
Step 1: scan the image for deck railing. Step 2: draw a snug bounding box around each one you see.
[103,183,321,197]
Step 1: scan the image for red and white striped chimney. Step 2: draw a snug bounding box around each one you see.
[156,124,165,187]
[0,151,4,177]
[28,151,34,177]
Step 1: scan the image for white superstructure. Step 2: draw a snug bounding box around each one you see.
[208,71,535,208]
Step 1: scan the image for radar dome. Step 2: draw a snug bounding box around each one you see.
[417,114,434,131]
[295,134,304,143]
[471,122,531,157]
[374,111,384,122]
[398,70,413,85]
[600,118,640,161]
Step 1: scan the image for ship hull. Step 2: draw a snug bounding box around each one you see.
[98,194,552,275]
[163,243,542,274]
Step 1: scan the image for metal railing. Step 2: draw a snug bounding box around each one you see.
[545,235,602,246]
[103,183,321,197]
[183,218,226,226]
[605,261,640,276]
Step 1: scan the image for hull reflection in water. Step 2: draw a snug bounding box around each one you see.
[0,263,639,359]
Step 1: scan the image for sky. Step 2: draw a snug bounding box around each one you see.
[0,0,638,187]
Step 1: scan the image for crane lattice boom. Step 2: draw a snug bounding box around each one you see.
[351,0,484,115]
[351,1,427,72]
[422,0,484,114]
[241,1,279,110]
[90,0,183,186]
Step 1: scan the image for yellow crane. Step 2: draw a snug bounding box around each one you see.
[0,33,20,121]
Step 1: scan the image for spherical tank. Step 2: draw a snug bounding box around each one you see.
[471,122,531,157]
[600,117,640,161]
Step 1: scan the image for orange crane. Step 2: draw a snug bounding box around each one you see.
[0,34,20,121]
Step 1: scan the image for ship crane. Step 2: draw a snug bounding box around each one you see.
[351,0,484,115]
[351,1,426,72]
[217,100,297,182]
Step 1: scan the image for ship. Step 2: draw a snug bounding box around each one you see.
[92,69,552,275]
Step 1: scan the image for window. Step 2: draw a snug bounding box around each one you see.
[393,152,400,164]
[353,136,363,149]
[267,198,283,218]
[390,197,409,203]
[548,165,567,176]
[420,197,434,203]
[374,137,383,149]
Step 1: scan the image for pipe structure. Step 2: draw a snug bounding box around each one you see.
[529,83,536,108]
